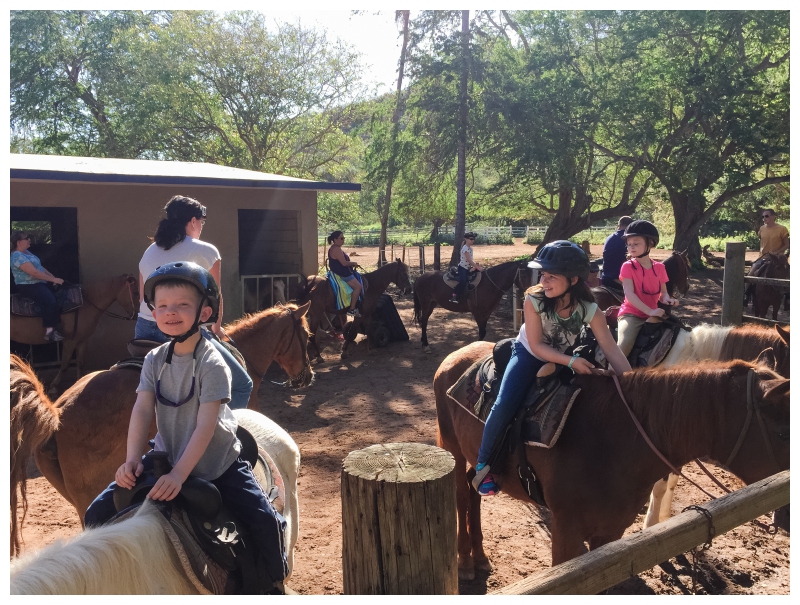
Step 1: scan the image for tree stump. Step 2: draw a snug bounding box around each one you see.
[341,443,457,594]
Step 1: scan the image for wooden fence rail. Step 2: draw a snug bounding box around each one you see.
[492,470,789,595]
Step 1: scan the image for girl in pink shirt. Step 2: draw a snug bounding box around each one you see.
[617,220,678,357]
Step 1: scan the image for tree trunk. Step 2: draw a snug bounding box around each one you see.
[430,218,443,242]
[379,10,411,267]
[450,10,470,267]
[670,191,705,265]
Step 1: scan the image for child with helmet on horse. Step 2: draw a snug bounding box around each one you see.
[473,241,631,496]
[84,261,288,593]
[615,220,679,358]
[451,232,484,302]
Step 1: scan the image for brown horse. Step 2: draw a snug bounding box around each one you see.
[9,303,313,546]
[434,343,789,578]
[749,253,790,320]
[296,259,412,361]
[10,274,139,393]
[412,260,530,351]
[592,251,690,311]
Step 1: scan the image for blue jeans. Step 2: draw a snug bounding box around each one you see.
[17,283,64,328]
[85,456,288,585]
[477,339,546,465]
[453,266,470,297]
[135,317,253,410]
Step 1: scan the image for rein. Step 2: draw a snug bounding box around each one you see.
[612,368,782,509]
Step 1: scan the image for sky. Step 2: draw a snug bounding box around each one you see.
[259,10,407,97]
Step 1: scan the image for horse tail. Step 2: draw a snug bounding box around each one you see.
[10,354,60,558]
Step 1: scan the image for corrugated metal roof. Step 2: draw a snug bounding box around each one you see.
[10,153,361,192]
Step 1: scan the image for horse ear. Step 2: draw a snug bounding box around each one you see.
[293,300,311,319]
[755,347,777,371]
[761,378,790,404]
[775,324,790,345]
[126,275,137,284]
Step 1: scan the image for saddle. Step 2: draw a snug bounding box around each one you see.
[10,283,83,317]
[443,266,481,290]
[600,307,690,369]
[112,436,284,595]
[447,338,590,505]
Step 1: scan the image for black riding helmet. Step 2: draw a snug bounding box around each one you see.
[622,220,660,258]
[528,240,590,281]
[144,261,220,343]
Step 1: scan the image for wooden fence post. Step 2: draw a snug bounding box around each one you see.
[433,242,441,271]
[419,245,425,273]
[721,241,746,326]
[341,443,458,595]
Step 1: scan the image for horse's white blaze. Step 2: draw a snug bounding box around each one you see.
[11,502,198,595]
[11,410,300,594]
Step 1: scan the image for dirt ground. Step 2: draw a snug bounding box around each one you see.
[17,240,789,594]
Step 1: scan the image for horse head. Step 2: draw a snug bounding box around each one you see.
[394,258,412,295]
[666,251,690,299]
[275,302,314,388]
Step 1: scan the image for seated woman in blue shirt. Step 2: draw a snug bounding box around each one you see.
[10,231,66,342]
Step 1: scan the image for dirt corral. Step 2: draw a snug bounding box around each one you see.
[16,243,789,594]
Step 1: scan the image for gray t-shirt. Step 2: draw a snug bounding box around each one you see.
[138,338,240,481]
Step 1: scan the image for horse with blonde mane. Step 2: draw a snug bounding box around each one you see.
[12,407,300,594]
[10,303,312,557]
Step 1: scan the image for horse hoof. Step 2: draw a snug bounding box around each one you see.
[474,557,492,573]
[423,347,432,354]
[458,567,476,582]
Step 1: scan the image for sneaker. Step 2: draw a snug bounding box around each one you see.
[477,473,500,497]
[450,294,459,303]
[46,330,64,342]
[349,308,361,318]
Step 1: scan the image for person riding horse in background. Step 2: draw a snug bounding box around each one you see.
[757,209,789,258]
[616,220,679,357]
[10,230,67,342]
[472,241,631,496]
[601,216,633,291]
[135,195,253,410]
[84,262,289,594]
[327,230,362,318]
[451,232,484,303]
[586,261,601,288]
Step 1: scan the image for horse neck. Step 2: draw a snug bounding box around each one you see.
[227,311,291,376]
[487,262,518,289]
[83,276,125,311]
[10,504,197,594]
[365,263,396,291]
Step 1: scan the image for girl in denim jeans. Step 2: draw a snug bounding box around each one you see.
[473,241,631,496]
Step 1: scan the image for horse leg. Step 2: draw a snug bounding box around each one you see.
[643,477,668,529]
[49,339,78,393]
[420,302,436,353]
[658,472,680,523]
[75,341,87,379]
[550,517,588,566]
[477,316,488,341]
[466,467,492,575]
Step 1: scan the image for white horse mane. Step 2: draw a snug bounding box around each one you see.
[660,323,733,367]
[11,501,197,595]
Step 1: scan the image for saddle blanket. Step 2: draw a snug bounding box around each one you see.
[443,266,481,290]
[10,284,83,317]
[446,354,580,448]
[327,271,364,311]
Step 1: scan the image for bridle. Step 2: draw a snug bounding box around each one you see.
[611,368,782,502]
[270,308,312,388]
[84,276,138,320]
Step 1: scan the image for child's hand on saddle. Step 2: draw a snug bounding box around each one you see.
[570,357,595,375]
[661,295,678,306]
[648,307,666,318]
[147,470,184,501]
[116,460,143,489]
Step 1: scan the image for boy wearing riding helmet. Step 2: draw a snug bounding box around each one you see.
[84,262,288,593]
[473,241,631,496]
[616,220,679,357]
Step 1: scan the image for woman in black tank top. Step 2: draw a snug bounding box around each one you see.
[327,231,362,314]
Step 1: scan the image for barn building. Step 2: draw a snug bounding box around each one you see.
[10,153,360,371]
